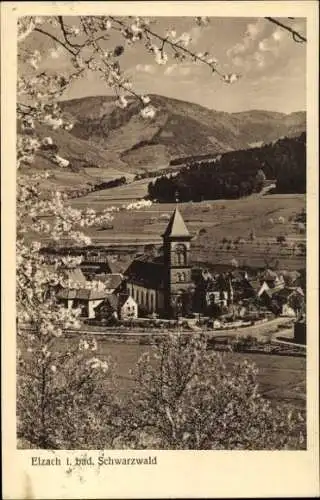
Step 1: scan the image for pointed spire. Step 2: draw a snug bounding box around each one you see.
[162,207,190,238]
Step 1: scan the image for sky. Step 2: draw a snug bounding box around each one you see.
[22,16,307,114]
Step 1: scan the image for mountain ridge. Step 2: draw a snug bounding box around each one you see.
[27,93,306,193]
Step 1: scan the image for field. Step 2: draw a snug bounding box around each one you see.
[69,187,306,270]
[57,338,306,410]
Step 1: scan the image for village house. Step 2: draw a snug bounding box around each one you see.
[98,293,138,321]
[57,287,107,319]
[259,286,305,318]
[193,269,234,314]
[57,268,107,319]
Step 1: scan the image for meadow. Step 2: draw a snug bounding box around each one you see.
[69,188,306,270]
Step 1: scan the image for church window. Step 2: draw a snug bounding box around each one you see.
[175,244,187,265]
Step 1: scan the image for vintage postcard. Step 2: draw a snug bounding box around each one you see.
[1,1,319,499]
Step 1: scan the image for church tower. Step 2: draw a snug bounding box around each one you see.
[162,207,193,318]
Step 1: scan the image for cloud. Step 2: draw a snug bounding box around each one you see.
[135,64,156,74]
[253,51,266,68]
[228,21,293,74]
[164,64,192,77]
[258,29,285,55]
[227,18,266,58]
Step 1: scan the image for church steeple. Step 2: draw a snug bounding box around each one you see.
[162,207,193,318]
[162,207,191,240]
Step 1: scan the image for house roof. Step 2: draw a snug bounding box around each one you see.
[66,268,87,285]
[95,273,123,290]
[246,279,261,292]
[192,268,213,285]
[57,288,107,301]
[272,287,305,301]
[57,289,77,300]
[106,294,119,311]
[162,207,191,239]
[124,255,164,289]
[106,293,136,311]
[260,269,279,282]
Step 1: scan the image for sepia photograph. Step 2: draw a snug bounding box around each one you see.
[15,12,310,453]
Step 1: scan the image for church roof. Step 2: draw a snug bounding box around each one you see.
[162,207,190,239]
[124,255,164,289]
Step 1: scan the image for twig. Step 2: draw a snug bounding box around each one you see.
[265,17,306,43]
[34,27,77,56]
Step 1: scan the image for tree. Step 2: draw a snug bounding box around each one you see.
[17,337,118,449]
[276,235,287,245]
[288,292,305,319]
[254,169,266,192]
[116,333,306,449]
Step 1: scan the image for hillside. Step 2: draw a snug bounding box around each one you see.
[148,133,306,202]
[24,94,306,193]
[60,94,306,166]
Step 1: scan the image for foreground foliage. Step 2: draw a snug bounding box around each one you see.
[18,334,306,450]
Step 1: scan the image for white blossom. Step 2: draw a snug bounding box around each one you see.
[42,137,53,146]
[140,105,156,119]
[154,49,168,65]
[223,73,241,84]
[53,155,70,168]
[165,29,177,40]
[79,339,90,351]
[28,50,41,70]
[68,25,80,36]
[115,95,128,109]
[141,95,151,105]
[64,123,74,131]
[176,32,192,47]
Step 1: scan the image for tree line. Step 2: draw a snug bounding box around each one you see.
[148,133,306,202]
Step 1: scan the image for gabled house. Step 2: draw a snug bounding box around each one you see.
[259,269,285,289]
[57,267,107,319]
[259,286,305,318]
[206,275,233,308]
[99,293,138,321]
[57,287,107,319]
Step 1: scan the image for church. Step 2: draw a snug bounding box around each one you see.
[124,207,195,319]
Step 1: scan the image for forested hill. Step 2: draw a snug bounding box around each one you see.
[148,133,306,202]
